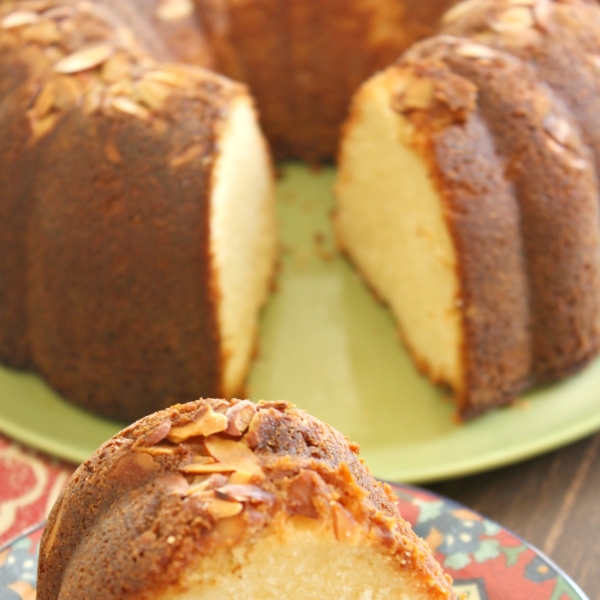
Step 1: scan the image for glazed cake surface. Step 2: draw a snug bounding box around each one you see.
[37,398,457,600]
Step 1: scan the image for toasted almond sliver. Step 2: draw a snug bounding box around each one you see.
[156,0,194,22]
[54,44,114,74]
[204,498,244,520]
[179,462,236,474]
[2,11,40,29]
[110,96,151,120]
[167,408,228,443]
[204,436,263,476]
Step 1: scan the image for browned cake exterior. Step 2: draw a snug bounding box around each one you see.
[37,399,456,600]
[442,0,600,179]
[0,1,270,421]
[195,0,459,161]
[406,36,600,385]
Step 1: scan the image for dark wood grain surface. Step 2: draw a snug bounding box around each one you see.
[427,431,600,599]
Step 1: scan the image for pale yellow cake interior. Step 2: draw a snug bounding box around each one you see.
[210,95,278,397]
[335,69,463,390]
[172,518,437,600]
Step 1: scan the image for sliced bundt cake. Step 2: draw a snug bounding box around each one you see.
[0,0,277,421]
[335,0,600,417]
[37,398,457,599]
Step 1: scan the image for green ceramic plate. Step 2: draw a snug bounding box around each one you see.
[1,164,600,483]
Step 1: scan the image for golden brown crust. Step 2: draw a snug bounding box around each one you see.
[195,0,459,161]
[38,399,456,600]
[0,1,250,420]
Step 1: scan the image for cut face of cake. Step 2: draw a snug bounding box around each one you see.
[335,30,600,418]
[37,398,457,600]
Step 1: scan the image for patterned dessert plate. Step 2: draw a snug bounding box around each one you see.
[0,165,600,483]
[0,483,588,600]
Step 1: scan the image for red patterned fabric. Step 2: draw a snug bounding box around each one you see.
[0,434,75,546]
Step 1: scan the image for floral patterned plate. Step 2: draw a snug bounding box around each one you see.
[0,483,588,600]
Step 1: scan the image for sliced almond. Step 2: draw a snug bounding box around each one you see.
[53,75,83,110]
[204,497,244,520]
[191,455,215,464]
[32,80,56,119]
[167,408,228,443]
[225,401,257,437]
[54,44,113,74]
[204,436,263,476]
[441,0,482,24]
[21,20,60,43]
[543,114,571,147]
[215,484,274,505]
[110,96,151,120]
[143,69,189,88]
[456,42,498,60]
[401,78,435,110]
[133,445,176,456]
[489,6,534,33]
[180,462,236,475]
[2,11,40,29]
[101,53,132,84]
[228,470,254,484]
[42,5,77,20]
[135,78,172,110]
[30,111,58,142]
[332,504,364,543]
[156,0,194,22]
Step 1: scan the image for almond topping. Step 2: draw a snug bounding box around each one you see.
[135,79,172,110]
[101,53,132,84]
[180,462,236,475]
[32,81,56,119]
[133,445,176,456]
[401,78,435,110]
[30,112,58,142]
[53,75,83,110]
[143,69,189,88]
[54,44,114,74]
[441,0,482,24]
[167,408,228,443]
[225,401,257,437]
[21,20,60,43]
[156,0,194,22]
[456,43,498,60]
[110,96,150,120]
[489,6,534,33]
[204,497,244,520]
[2,11,40,29]
[204,436,263,476]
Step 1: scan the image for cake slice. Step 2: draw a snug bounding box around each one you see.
[37,398,457,600]
[335,35,600,417]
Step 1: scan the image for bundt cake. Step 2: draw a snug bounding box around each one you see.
[194,0,459,162]
[37,398,457,599]
[0,0,277,421]
[335,0,600,418]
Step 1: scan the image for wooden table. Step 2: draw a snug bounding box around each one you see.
[428,431,600,599]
